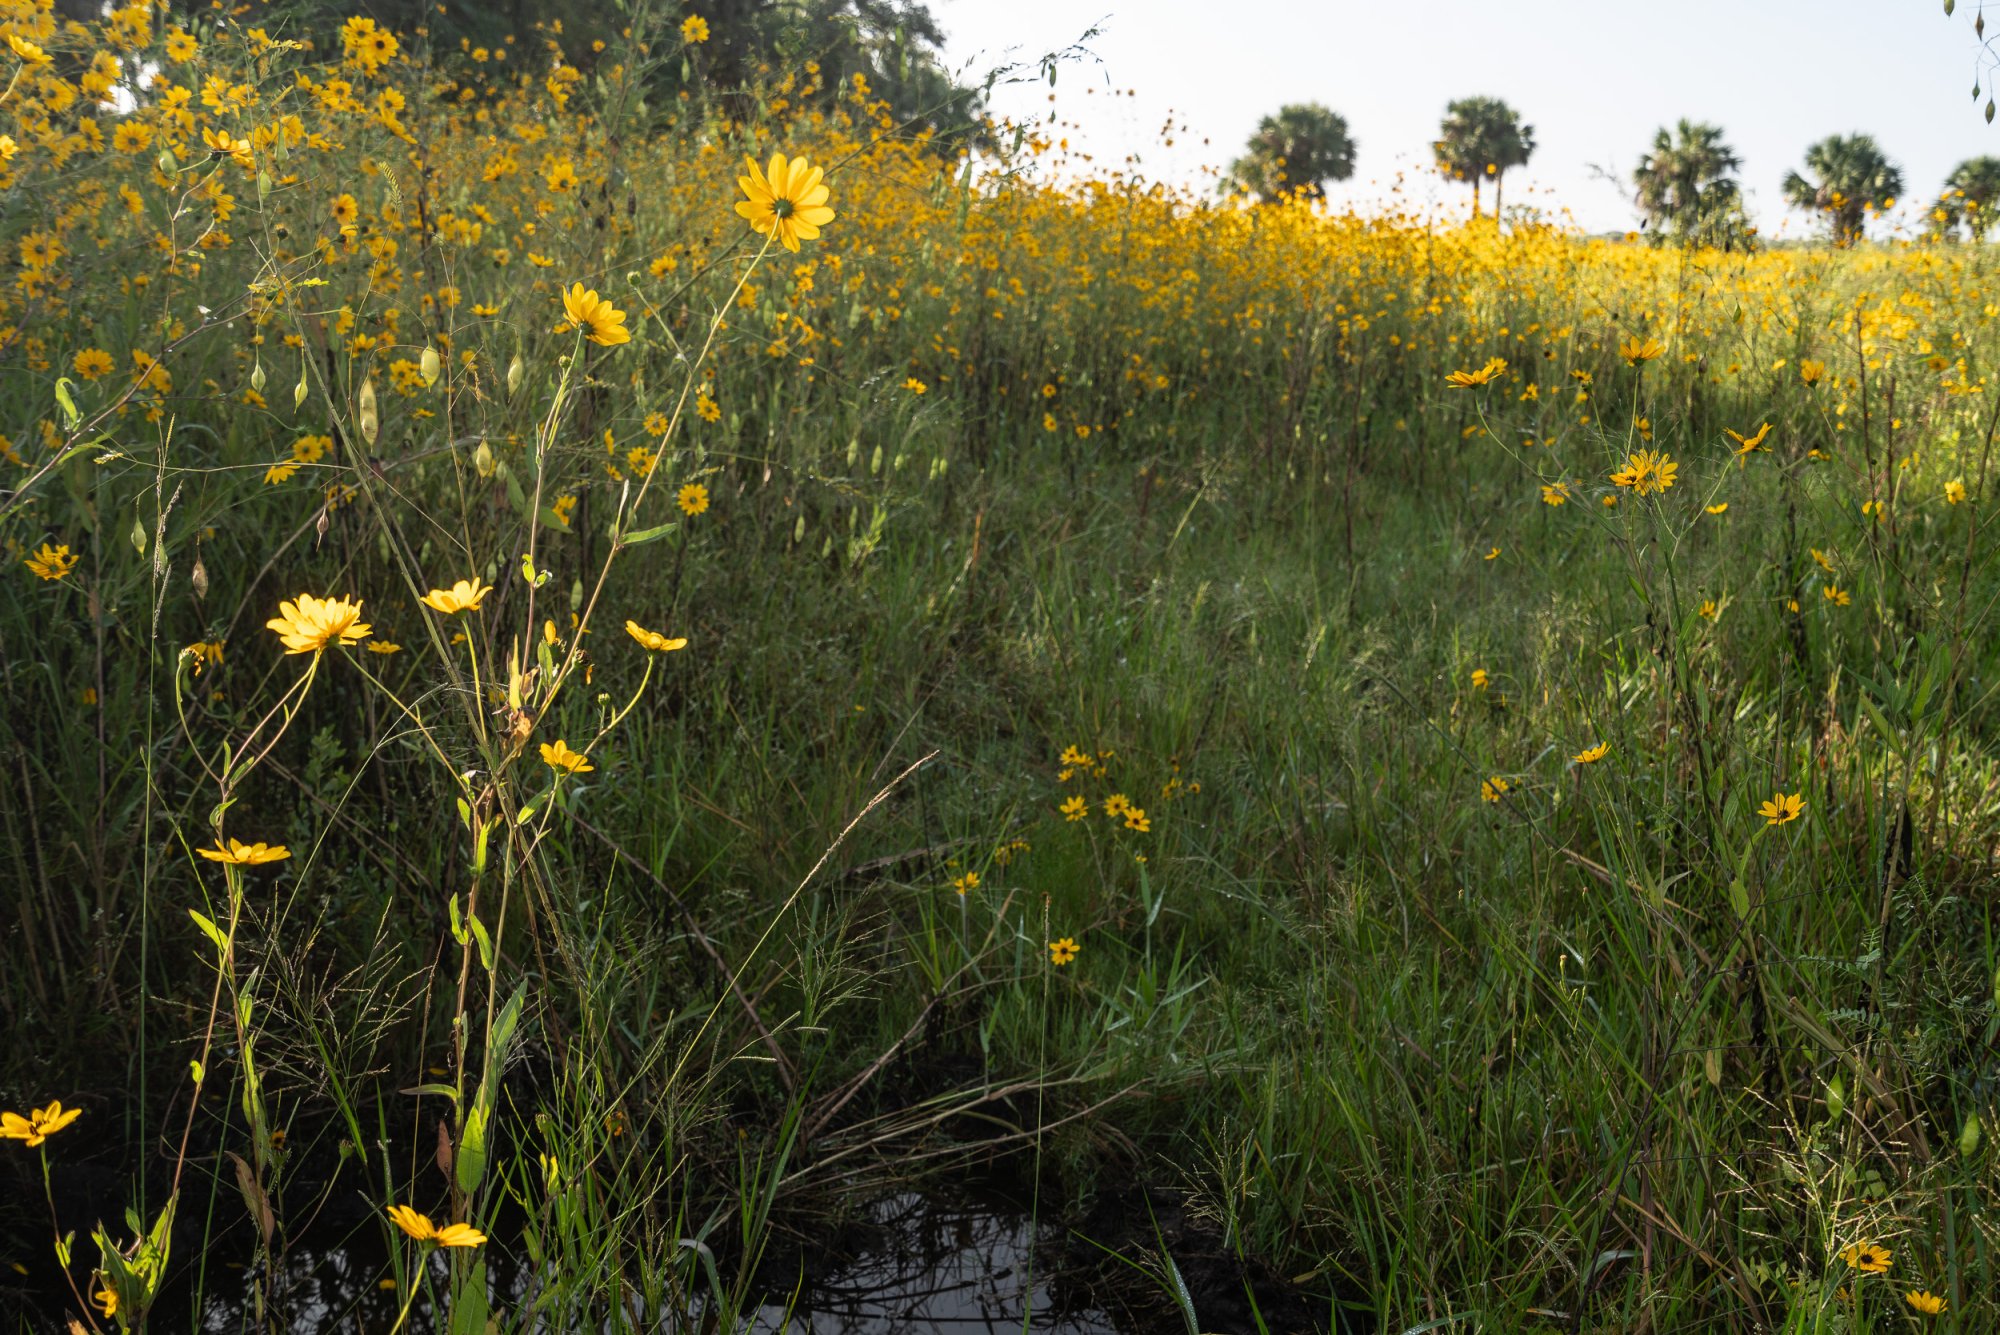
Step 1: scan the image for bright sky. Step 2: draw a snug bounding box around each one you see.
[937,0,2000,237]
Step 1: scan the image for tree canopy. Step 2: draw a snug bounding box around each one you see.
[1781,134,1904,246]
[1433,97,1534,220]
[254,0,985,142]
[1934,156,2000,240]
[1227,103,1357,203]
[1633,119,1749,248]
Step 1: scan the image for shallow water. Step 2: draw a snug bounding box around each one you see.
[7,1188,1121,1334]
[743,1190,1117,1333]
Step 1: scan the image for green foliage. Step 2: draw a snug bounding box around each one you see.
[1933,155,2000,239]
[1634,118,1752,249]
[1434,94,1534,219]
[1782,133,1905,246]
[1226,102,1357,203]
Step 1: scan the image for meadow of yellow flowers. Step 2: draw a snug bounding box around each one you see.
[1,0,1997,1329]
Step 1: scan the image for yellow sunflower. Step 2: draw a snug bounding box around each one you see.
[266,594,372,654]
[561,283,630,347]
[420,578,492,615]
[0,1100,82,1146]
[734,153,836,252]
[625,621,688,652]
[540,739,594,774]
[197,839,292,865]
[386,1205,486,1248]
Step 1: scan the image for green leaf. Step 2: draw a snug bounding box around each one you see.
[487,985,526,1060]
[53,377,80,430]
[399,1082,460,1103]
[188,909,227,954]
[619,518,679,547]
[449,1259,490,1335]
[455,1104,489,1194]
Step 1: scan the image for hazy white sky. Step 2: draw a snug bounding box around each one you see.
[936,0,2000,236]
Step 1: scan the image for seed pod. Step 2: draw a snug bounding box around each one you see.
[250,360,266,393]
[130,513,148,556]
[357,377,379,445]
[420,346,441,386]
[191,553,209,599]
[507,353,524,396]
[293,364,309,411]
[473,440,495,477]
[793,515,805,544]
[1961,1111,1983,1158]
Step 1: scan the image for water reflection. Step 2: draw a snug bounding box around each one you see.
[11,1190,1120,1334]
[747,1191,1115,1334]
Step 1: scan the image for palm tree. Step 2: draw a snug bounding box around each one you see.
[1434,97,1535,220]
[1935,157,2000,240]
[1227,103,1357,203]
[1781,134,1904,246]
[1633,120,1746,245]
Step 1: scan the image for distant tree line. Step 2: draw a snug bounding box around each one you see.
[1226,97,2000,250]
[226,0,984,144]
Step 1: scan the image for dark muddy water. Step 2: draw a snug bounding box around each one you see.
[4,1188,1121,1334]
[743,1191,1116,1333]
